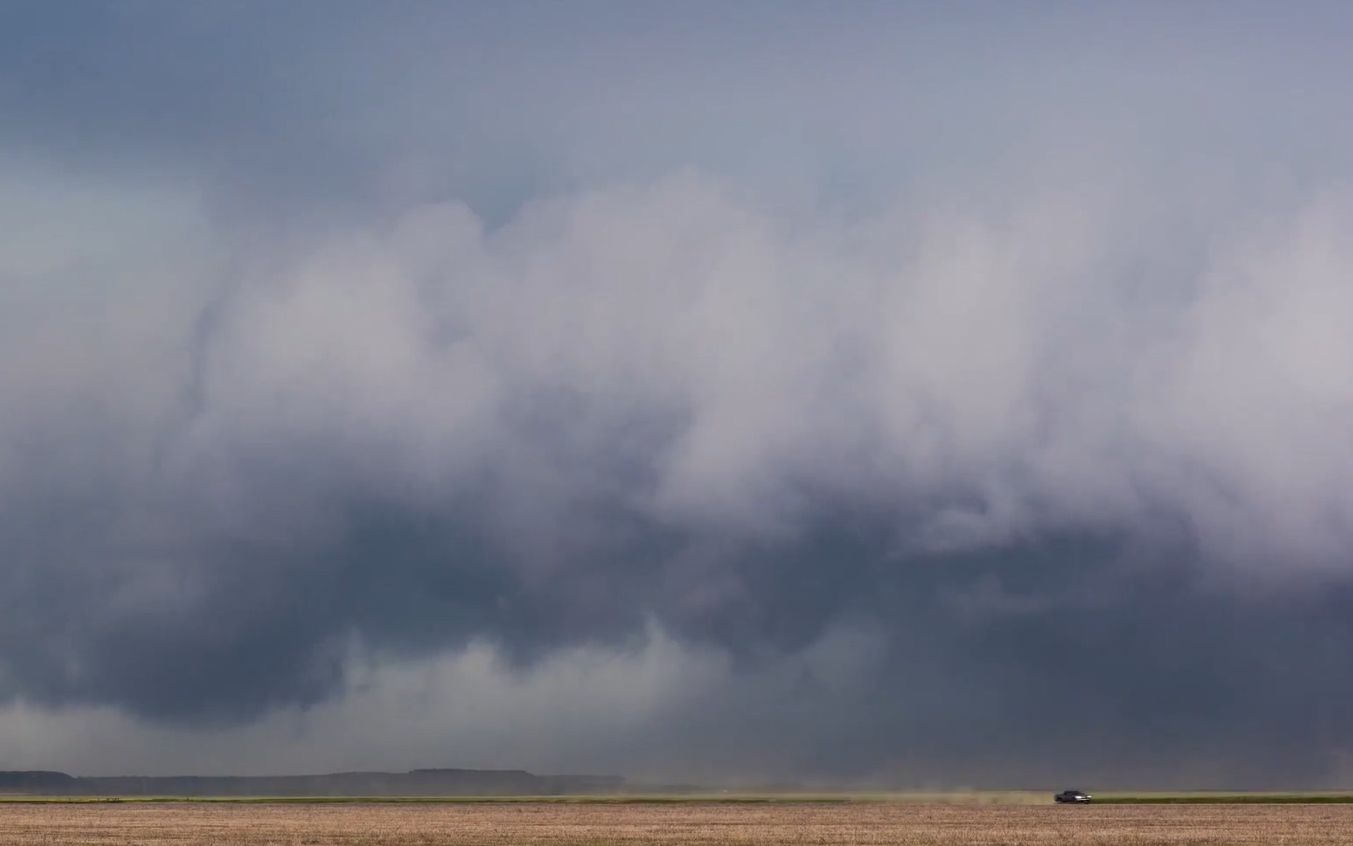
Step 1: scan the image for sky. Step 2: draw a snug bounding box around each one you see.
[3,1,1353,788]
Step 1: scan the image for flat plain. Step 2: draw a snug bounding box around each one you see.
[5,801,1353,846]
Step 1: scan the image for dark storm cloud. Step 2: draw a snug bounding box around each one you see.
[5,1,1353,785]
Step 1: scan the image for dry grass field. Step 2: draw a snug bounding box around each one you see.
[3,801,1353,846]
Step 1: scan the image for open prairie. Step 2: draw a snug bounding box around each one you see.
[5,801,1353,845]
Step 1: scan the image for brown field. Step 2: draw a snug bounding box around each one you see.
[3,801,1353,845]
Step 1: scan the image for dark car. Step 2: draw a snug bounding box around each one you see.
[1054,789,1092,804]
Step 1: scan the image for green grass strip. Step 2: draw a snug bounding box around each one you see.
[1097,794,1353,805]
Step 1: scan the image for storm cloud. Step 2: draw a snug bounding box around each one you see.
[4,1,1353,786]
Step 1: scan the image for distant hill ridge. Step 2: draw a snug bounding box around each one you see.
[0,768,624,796]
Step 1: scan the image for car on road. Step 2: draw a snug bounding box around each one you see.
[1054,789,1092,804]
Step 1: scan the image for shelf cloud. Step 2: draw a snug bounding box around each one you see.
[3,1,1353,786]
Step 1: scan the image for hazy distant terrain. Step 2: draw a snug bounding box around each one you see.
[0,769,622,797]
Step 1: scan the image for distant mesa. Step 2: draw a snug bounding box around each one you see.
[0,771,77,793]
[0,768,624,797]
